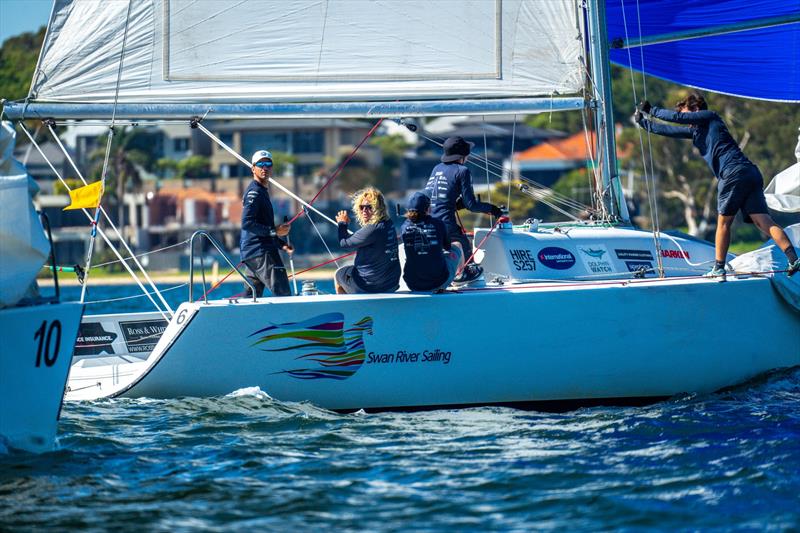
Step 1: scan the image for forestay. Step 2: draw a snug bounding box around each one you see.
[30,0,584,105]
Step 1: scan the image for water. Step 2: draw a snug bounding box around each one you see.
[2,284,799,530]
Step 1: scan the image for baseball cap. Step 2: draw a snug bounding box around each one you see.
[251,150,273,164]
[406,192,431,212]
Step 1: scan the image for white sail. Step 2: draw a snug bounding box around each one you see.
[0,122,50,308]
[764,130,800,213]
[30,0,583,105]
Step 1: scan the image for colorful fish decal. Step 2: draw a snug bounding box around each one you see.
[249,313,373,380]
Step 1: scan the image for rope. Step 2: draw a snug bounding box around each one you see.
[418,130,588,219]
[306,208,341,267]
[194,122,339,227]
[288,117,384,224]
[456,216,505,276]
[194,262,243,302]
[482,116,491,205]
[289,252,355,279]
[507,115,516,210]
[622,0,665,277]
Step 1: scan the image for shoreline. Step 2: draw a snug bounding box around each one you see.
[38,268,337,286]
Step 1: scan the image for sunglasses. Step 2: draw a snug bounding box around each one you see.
[254,160,273,168]
[358,204,374,211]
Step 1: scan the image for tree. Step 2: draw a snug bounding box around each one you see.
[89,127,155,228]
[370,134,412,192]
[176,155,210,180]
[619,85,800,237]
[0,27,46,138]
[0,27,45,104]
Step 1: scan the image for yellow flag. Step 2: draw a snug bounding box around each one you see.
[64,181,104,210]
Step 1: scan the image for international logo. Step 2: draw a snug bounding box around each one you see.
[537,247,576,270]
[250,313,373,380]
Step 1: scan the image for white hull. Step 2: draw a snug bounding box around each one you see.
[66,276,799,410]
[0,302,83,452]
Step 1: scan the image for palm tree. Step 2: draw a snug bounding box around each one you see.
[89,127,154,231]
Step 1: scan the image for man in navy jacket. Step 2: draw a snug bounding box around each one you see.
[240,150,293,297]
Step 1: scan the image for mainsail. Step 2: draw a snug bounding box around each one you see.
[28,0,584,106]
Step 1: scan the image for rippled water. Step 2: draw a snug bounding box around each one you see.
[2,284,799,530]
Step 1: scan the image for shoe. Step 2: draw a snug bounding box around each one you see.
[787,258,800,277]
[453,264,483,284]
[703,265,727,282]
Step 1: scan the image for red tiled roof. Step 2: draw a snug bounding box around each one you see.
[515,130,627,161]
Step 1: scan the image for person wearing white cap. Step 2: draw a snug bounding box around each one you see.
[240,150,293,297]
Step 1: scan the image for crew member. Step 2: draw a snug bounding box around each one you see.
[424,136,502,282]
[240,149,293,297]
[635,93,799,279]
[335,187,400,294]
[401,192,461,292]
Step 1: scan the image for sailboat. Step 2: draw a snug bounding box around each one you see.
[0,122,83,452]
[3,0,798,410]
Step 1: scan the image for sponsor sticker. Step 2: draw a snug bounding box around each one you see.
[509,248,536,272]
[120,319,168,353]
[578,245,614,274]
[537,247,576,270]
[75,322,117,356]
[661,249,690,259]
[625,260,655,276]
[615,248,653,260]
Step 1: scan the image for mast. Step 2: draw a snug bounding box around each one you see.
[586,0,630,222]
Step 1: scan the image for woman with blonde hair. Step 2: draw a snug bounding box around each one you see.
[334,187,400,294]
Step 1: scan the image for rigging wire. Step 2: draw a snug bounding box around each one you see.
[507,114,517,210]
[17,122,169,321]
[621,0,665,276]
[45,122,173,315]
[80,0,137,303]
[417,130,589,219]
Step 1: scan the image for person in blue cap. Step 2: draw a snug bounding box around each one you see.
[401,192,462,292]
[424,136,502,282]
[635,92,800,280]
[334,187,400,294]
[240,149,293,297]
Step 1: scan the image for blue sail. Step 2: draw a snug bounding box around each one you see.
[606,0,800,102]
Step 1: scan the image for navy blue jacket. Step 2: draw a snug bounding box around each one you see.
[338,218,400,293]
[639,107,754,180]
[401,215,451,291]
[424,162,494,231]
[240,180,284,261]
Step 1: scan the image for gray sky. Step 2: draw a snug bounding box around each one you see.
[0,0,52,44]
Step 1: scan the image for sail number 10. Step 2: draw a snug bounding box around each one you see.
[34,320,62,367]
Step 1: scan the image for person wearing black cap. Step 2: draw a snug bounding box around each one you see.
[423,136,502,282]
[401,192,462,292]
[240,149,293,297]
